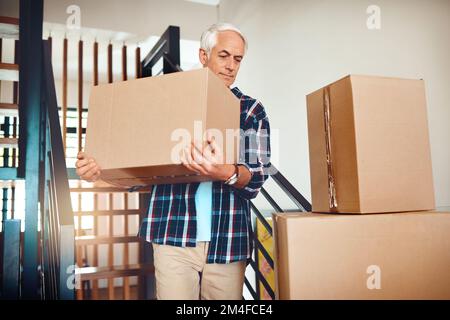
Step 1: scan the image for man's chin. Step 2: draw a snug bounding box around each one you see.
[223,78,234,87]
[218,74,234,86]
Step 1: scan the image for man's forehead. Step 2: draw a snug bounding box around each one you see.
[214,31,245,53]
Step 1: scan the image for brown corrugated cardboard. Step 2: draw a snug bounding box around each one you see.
[85,68,240,188]
[273,211,450,300]
[306,75,435,213]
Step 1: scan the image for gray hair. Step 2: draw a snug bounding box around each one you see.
[200,23,248,56]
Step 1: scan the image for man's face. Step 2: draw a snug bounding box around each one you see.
[199,30,245,87]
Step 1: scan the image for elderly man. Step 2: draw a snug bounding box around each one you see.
[76,23,271,300]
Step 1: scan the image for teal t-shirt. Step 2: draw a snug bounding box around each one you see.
[195,181,212,241]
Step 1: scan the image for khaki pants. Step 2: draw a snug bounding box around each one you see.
[152,242,246,300]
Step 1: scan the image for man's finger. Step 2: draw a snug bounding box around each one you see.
[76,162,98,176]
[206,131,216,144]
[83,166,100,180]
[191,143,206,165]
[76,158,90,168]
[88,170,101,182]
[207,139,224,160]
[184,147,194,165]
[206,139,224,164]
[183,163,200,174]
[180,151,187,165]
[77,162,97,175]
[203,146,217,164]
[180,151,193,169]
[181,150,200,173]
[191,141,205,164]
[77,151,86,159]
[189,162,208,175]
[207,138,220,153]
[83,166,99,179]
[190,142,215,172]
[93,170,102,180]
[184,147,209,175]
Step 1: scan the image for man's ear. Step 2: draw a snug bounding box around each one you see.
[199,48,208,66]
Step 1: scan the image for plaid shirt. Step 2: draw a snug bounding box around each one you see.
[138,87,271,264]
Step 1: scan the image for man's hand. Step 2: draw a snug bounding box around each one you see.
[76,151,102,182]
[180,134,235,182]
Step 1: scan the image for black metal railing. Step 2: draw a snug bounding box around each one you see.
[245,165,311,300]
[142,26,181,77]
[1,0,75,299]
[40,40,75,300]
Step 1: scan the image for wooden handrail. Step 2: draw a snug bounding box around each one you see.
[0,16,19,25]
[0,62,19,70]
[0,137,18,148]
[0,62,19,81]
[0,102,19,116]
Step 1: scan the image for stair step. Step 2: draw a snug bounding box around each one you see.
[0,63,19,82]
[0,103,18,116]
[0,137,18,148]
[75,235,140,246]
[75,263,154,281]
[74,209,141,216]
[0,16,19,40]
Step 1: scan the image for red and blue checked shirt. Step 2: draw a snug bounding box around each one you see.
[138,87,271,264]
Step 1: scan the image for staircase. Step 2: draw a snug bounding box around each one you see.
[0,14,21,300]
[0,0,157,299]
[0,1,311,301]
[70,182,155,300]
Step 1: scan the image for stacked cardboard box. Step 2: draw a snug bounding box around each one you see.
[307,75,435,213]
[273,75,450,299]
[273,211,450,299]
[85,68,241,188]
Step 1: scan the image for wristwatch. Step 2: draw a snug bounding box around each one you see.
[224,165,240,186]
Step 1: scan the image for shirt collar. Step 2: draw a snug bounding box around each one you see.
[231,87,243,99]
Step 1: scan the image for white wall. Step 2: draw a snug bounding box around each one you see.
[0,0,218,41]
[219,0,450,209]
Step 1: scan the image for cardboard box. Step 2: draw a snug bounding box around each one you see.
[273,211,450,300]
[85,68,240,188]
[306,75,435,213]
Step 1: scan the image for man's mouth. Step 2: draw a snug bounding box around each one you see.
[220,73,234,79]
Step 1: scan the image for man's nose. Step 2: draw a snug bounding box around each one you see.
[225,58,236,71]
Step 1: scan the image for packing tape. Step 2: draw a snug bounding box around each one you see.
[323,86,338,210]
